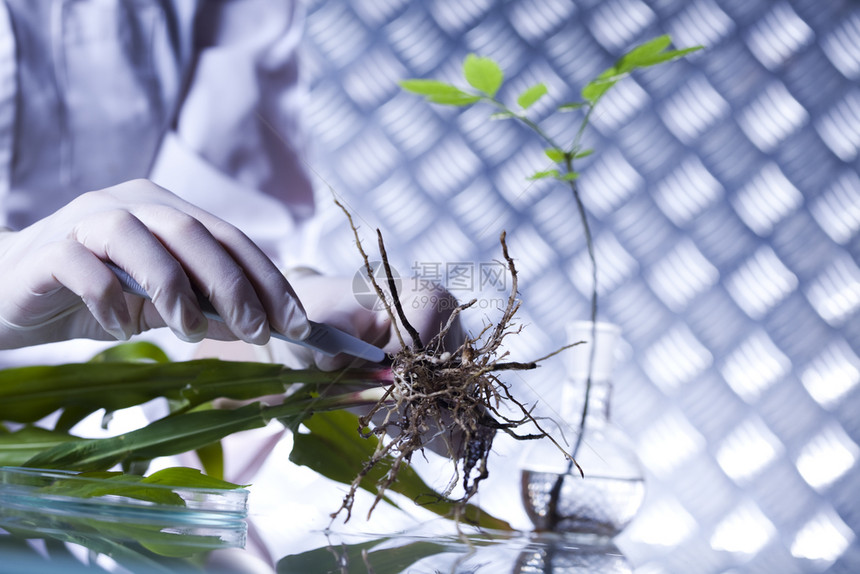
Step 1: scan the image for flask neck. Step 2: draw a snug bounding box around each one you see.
[563,321,620,427]
[562,377,612,425]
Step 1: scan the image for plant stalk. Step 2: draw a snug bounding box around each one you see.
[546,143,599,531]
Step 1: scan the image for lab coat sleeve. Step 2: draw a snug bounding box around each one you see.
[149,0,314,264]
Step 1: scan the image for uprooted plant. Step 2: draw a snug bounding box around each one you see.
[330,201,576,523]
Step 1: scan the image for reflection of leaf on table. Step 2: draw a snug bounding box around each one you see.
[0,511,205,571]
[0,466,246,568]
[277,537,449,574]
[0,533,45,559]
[0,534,109,573]
[0,497,229,570]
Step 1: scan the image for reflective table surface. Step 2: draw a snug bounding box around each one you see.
[2,497,858,574]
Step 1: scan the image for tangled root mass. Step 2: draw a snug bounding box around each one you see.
[333,201,576,525]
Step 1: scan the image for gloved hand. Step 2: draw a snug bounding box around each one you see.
[201,269,466,478]
[0,179,310,349]
[262,268,465,370]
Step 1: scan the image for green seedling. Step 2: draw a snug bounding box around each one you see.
[401,34,702,462]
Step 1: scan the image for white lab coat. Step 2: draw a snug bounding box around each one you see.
[0,0,313,253]
[0,0,316,366]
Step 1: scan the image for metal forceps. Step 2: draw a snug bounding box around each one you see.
[106,262,386,363]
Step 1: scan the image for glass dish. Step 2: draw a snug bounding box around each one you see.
[0,466,248,551]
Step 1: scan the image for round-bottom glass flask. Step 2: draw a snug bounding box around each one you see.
[520,322,645,538]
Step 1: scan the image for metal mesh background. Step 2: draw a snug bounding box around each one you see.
[296,1,860,572]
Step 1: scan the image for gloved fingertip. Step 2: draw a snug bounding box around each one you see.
[92,303,135,341]
[284,320,311,342]
[242,319,270,345]
[176,307,208,343]
[167,293,209,340]
[106,326,132,342]
[171,323,207,343]
[281,301,312,341]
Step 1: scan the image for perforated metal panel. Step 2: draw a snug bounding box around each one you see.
[298,1,860,572]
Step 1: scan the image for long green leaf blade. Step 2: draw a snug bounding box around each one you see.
[290,410,512,530]
[20,386,335,473]
[398,79,481,106]
[0,426,79,466]
[194,439,225,480]
[290,409,399,506]
[142,466,245,490]
[25,402,274,471]
[0,359,377,425]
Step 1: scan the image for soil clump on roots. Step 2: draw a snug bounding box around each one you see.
[332,201,577,525]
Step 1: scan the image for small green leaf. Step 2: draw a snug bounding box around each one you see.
[581,36,700,105]
[544,148,566,163]
[462,54,504,97]
[581,74,619,105]
[398,79,457,96]
[517,83,548,109]
[528,169,560,180]
[615,35,702,73]
[574,148,594,159]
[398,79,481,106]
[489,111,517,120]
[558,171,580,181]
[617,35,672,73]
[558,102,586,111]
[616,35,702,73]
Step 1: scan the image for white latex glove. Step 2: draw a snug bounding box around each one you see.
[199,270,466,479]
[0,179,310,349]
[263,269,464,370]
